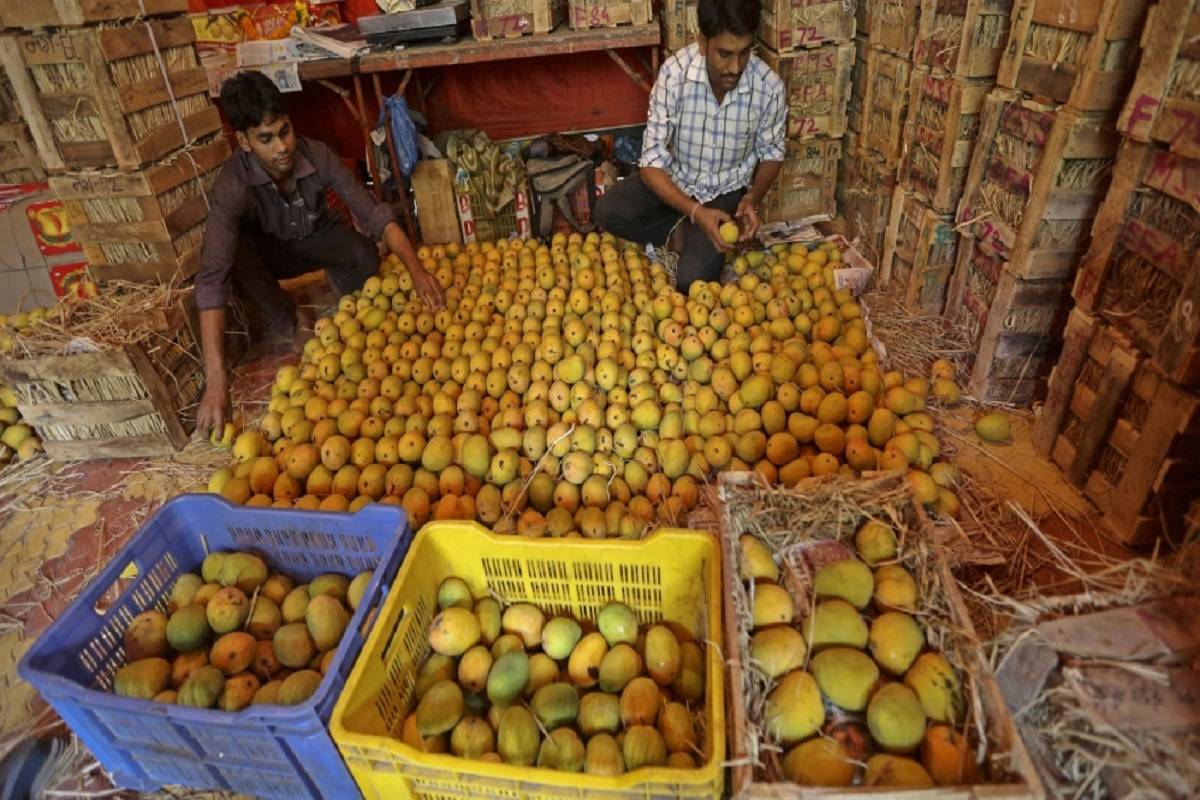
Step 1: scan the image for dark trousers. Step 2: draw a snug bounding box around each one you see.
[595,171,744,292]
[234,223,379,335]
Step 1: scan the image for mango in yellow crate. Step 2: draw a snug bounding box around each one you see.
[644,625,680,686]
[619,676,660,727]
[599,643,642,693]
[450,716,495,759]
[497,705,541,766]
[657,701,696,753]
[567,631,608,688]
[417,679,464,736]
[597,601,638,646]
[487,649,529,705]
[585,733,625,776]
[474,597,502,645]
[530,682,579,730]
[415,653,456,700]
[501,602,545,648]
[622,725,668,770]
[428,606,480,656]
[578,691,620,737]
[541,616,582,660]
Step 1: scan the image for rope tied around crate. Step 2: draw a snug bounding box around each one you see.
[136,0,211,211]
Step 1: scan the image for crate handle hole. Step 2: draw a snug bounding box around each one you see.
[379,605,409,663]
[93,562,139,615]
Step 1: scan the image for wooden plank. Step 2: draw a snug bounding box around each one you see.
[869,0,927,57]
[0,351,135,385]
[412,159,463,245]
[0,35,64,172]
[915,0,1013,78]
[566,0,651,30]
[18,399,161,427]
[0,0,187,29]
[757,0,855,52]
[42,434,177,461]
[1066,337,1137,485]
[999,0,1152,111]
[127,342,189,449]
[1119,0,1198,155]
[861,47,911,164]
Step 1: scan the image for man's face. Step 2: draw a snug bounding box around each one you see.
[701,31,755,94]
[236,112,296,179]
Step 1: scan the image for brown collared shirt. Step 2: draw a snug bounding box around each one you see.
[194,136,395,310]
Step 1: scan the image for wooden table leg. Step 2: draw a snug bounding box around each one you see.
[606,49,652,93]
[352,73,384,202]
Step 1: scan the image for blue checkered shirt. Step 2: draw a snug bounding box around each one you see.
[640,43,787,203]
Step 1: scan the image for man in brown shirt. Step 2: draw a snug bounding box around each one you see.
[195,71,444,437]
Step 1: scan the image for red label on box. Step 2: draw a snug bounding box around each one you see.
[25,200,80,257]
[50,261,90,299]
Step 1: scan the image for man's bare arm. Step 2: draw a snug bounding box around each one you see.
[195,307,229,437]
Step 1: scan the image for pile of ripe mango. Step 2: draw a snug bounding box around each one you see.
[740,520,974,788]
[404,578,705,774]
[0,382,39,463]
[112,551,369,710]
[206,232,964,533]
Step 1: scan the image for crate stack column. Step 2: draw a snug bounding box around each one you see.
[946,0,1153,406]
[840,1,926,268]
[1031,0,1200,546]
[880,0,1013,314]
[755,0,854,224]
[0,0,227,286]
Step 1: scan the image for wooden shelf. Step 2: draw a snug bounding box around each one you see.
[298,22,661,80]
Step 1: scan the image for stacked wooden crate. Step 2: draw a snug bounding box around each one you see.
[0,72,47,184]
[756,0,855,221]
[0,0,224,286]
[880,0,1011,313]
[949,0,1153,404]
[1033,0,1199,545]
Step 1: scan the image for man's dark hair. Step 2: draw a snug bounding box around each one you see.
[696,0,760,38]
[219,71,286,132]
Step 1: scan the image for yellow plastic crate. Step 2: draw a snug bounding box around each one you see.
[330,522,725,800]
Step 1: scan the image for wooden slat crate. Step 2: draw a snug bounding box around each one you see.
[901,69,989,214]
[0,298,202,460]
[882,186,958,314]
[1076,340,1200,546]
[567,0,650,30]
[861,46,911,165]
[1071,140,1200,385]
[842,147,897,266]
[0,0,187,29]
[997,0,1153,111]
[0,21,220,174]
[760,136,840,222]
[718,471,1045,800]
[915,0,1013,78]
[471,0,566,40]
[758,0,855,53]
[869,0,927,57]
[47,136,229,285]
[0,120,47,184]
[957,89,1118,280]
[660,0,697,52]
[1118,0,1200,162]
[945,232,1073,404]
[760,42,854,141]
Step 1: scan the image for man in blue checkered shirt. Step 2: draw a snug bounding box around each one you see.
[596,0,786,291]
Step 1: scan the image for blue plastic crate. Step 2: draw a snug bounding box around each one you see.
[18,494,412,800]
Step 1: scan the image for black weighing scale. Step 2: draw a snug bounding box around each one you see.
[357,1,471,47]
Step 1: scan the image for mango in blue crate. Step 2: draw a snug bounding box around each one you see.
[171,649,209,689]
[206,586,250,634]
[178,665,225,708]
[166,605,211,653]
[123,610,169,662]
[210,632,256,676]
[279,669,323,706]
[273,622,318,669]
[168,573,204,613]
[114,657,171,700]
[306,594,350,652]
[219,552,268,594]
[308,573,350,603]
[219,672,261,712]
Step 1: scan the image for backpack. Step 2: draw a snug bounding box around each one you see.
[526,154,596,239]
